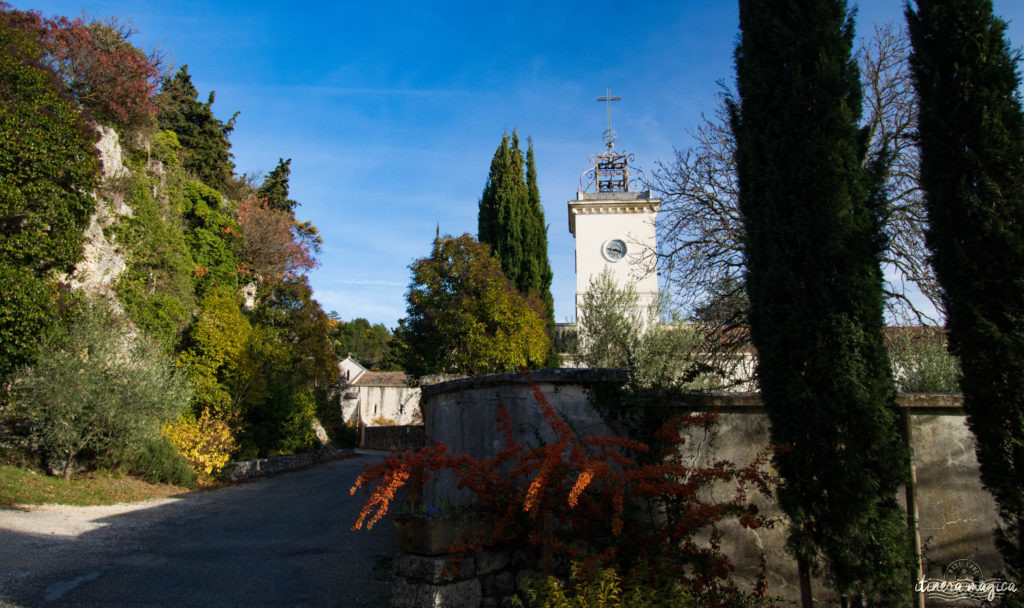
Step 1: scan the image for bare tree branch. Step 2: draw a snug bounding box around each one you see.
[651,22,943,329]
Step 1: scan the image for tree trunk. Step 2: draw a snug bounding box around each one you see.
[63,451,74,481]
[798,555,813,608]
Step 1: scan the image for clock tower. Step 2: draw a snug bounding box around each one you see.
[568,89,661,323]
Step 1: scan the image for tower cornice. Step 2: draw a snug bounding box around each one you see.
[568,191,661,235]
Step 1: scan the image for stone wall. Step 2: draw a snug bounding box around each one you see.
[418,371,1003,606]
[222,447,351,481]
[391,550,521,608]
[420,369,626,507]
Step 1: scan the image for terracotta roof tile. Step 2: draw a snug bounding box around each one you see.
[353,371,410,387]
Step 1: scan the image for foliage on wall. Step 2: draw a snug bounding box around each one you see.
[0,11,99,377]
[0,6,338,481]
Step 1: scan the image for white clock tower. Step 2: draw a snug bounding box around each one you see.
[568,89,660,323]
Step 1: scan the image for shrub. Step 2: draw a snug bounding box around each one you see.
[128,435,197,487]
[163,408,237,480]
[888,329,961,393]
[514,563,698,608]
[351,379,772,605]
[9,301,191,479]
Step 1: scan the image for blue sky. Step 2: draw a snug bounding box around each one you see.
[16,1,1024,327]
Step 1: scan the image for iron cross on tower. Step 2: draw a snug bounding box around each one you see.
[597,87,621,151]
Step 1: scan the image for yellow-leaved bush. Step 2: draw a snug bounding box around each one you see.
[163,408,238,479]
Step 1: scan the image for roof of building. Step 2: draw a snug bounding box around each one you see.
[353,371,410,387]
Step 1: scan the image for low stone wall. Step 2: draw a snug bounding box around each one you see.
[391,550,523,608]
[420,368,627,506]
[222,447,351,481]
[418,370,1003,607]
[362,425,425,451]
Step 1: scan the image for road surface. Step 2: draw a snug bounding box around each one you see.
[0,451,396,607]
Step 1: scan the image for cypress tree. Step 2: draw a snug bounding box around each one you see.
[478,131,526,288]
[477,130,555,332]
[907,0,1024,579]
[525,139,555,323]
[731,1,910,602]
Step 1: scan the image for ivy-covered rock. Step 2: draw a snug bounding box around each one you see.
[0,15,99,377]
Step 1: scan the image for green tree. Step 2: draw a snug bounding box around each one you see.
[399,234,549,377]
[574,269,719,391]
[525,140,554,321]
[329,317,400,370]
[731,1,910,603]
[258,158,298,213]
[478,132,555,327]
[234,276,338,456]
[177,288,252,414]
[9,301,191,479]
[0,14,99,378]
[907,0,1024,579]
[155,65,237,190]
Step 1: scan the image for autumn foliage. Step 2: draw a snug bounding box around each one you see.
[236,195,319,281]
[1,4,160,130]
[351,379,771,604]
[163,408,238,480]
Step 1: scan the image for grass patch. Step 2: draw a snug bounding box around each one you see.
[0,463,190,508]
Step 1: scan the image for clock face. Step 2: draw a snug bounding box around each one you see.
[604,239,627,261]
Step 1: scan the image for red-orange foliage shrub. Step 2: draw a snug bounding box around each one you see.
[351,379,772,602]
[236,196,319,281]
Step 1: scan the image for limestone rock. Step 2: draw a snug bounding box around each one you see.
[65,126,132,306]
[95,125,128,181]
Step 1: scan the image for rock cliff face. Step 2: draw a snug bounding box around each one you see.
[65,125,132,307]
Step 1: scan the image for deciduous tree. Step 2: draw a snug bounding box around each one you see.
[329,317,400,370]
[907,0,1024,579]
[236,195,319,281]
[655,23,939,328]
[399,234,549,377]
[731,1,910,602]
[0,6,161,132]
[9,301,191,479]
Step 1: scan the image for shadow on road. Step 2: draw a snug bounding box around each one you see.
[0,453,395,607]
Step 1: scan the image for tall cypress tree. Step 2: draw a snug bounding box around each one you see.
[478,131,526,288]
[731,1,910,602]
[477,131,555,335]
[525,139,554,323]
[908,0,1024,579]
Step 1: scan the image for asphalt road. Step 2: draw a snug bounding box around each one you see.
[0,451,396,607]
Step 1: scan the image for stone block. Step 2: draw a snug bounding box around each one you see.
[423,579,482,608]
[482,571,515,596]
[393,553,472,584]
[390,577,419,608]
[474,550,510,575]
